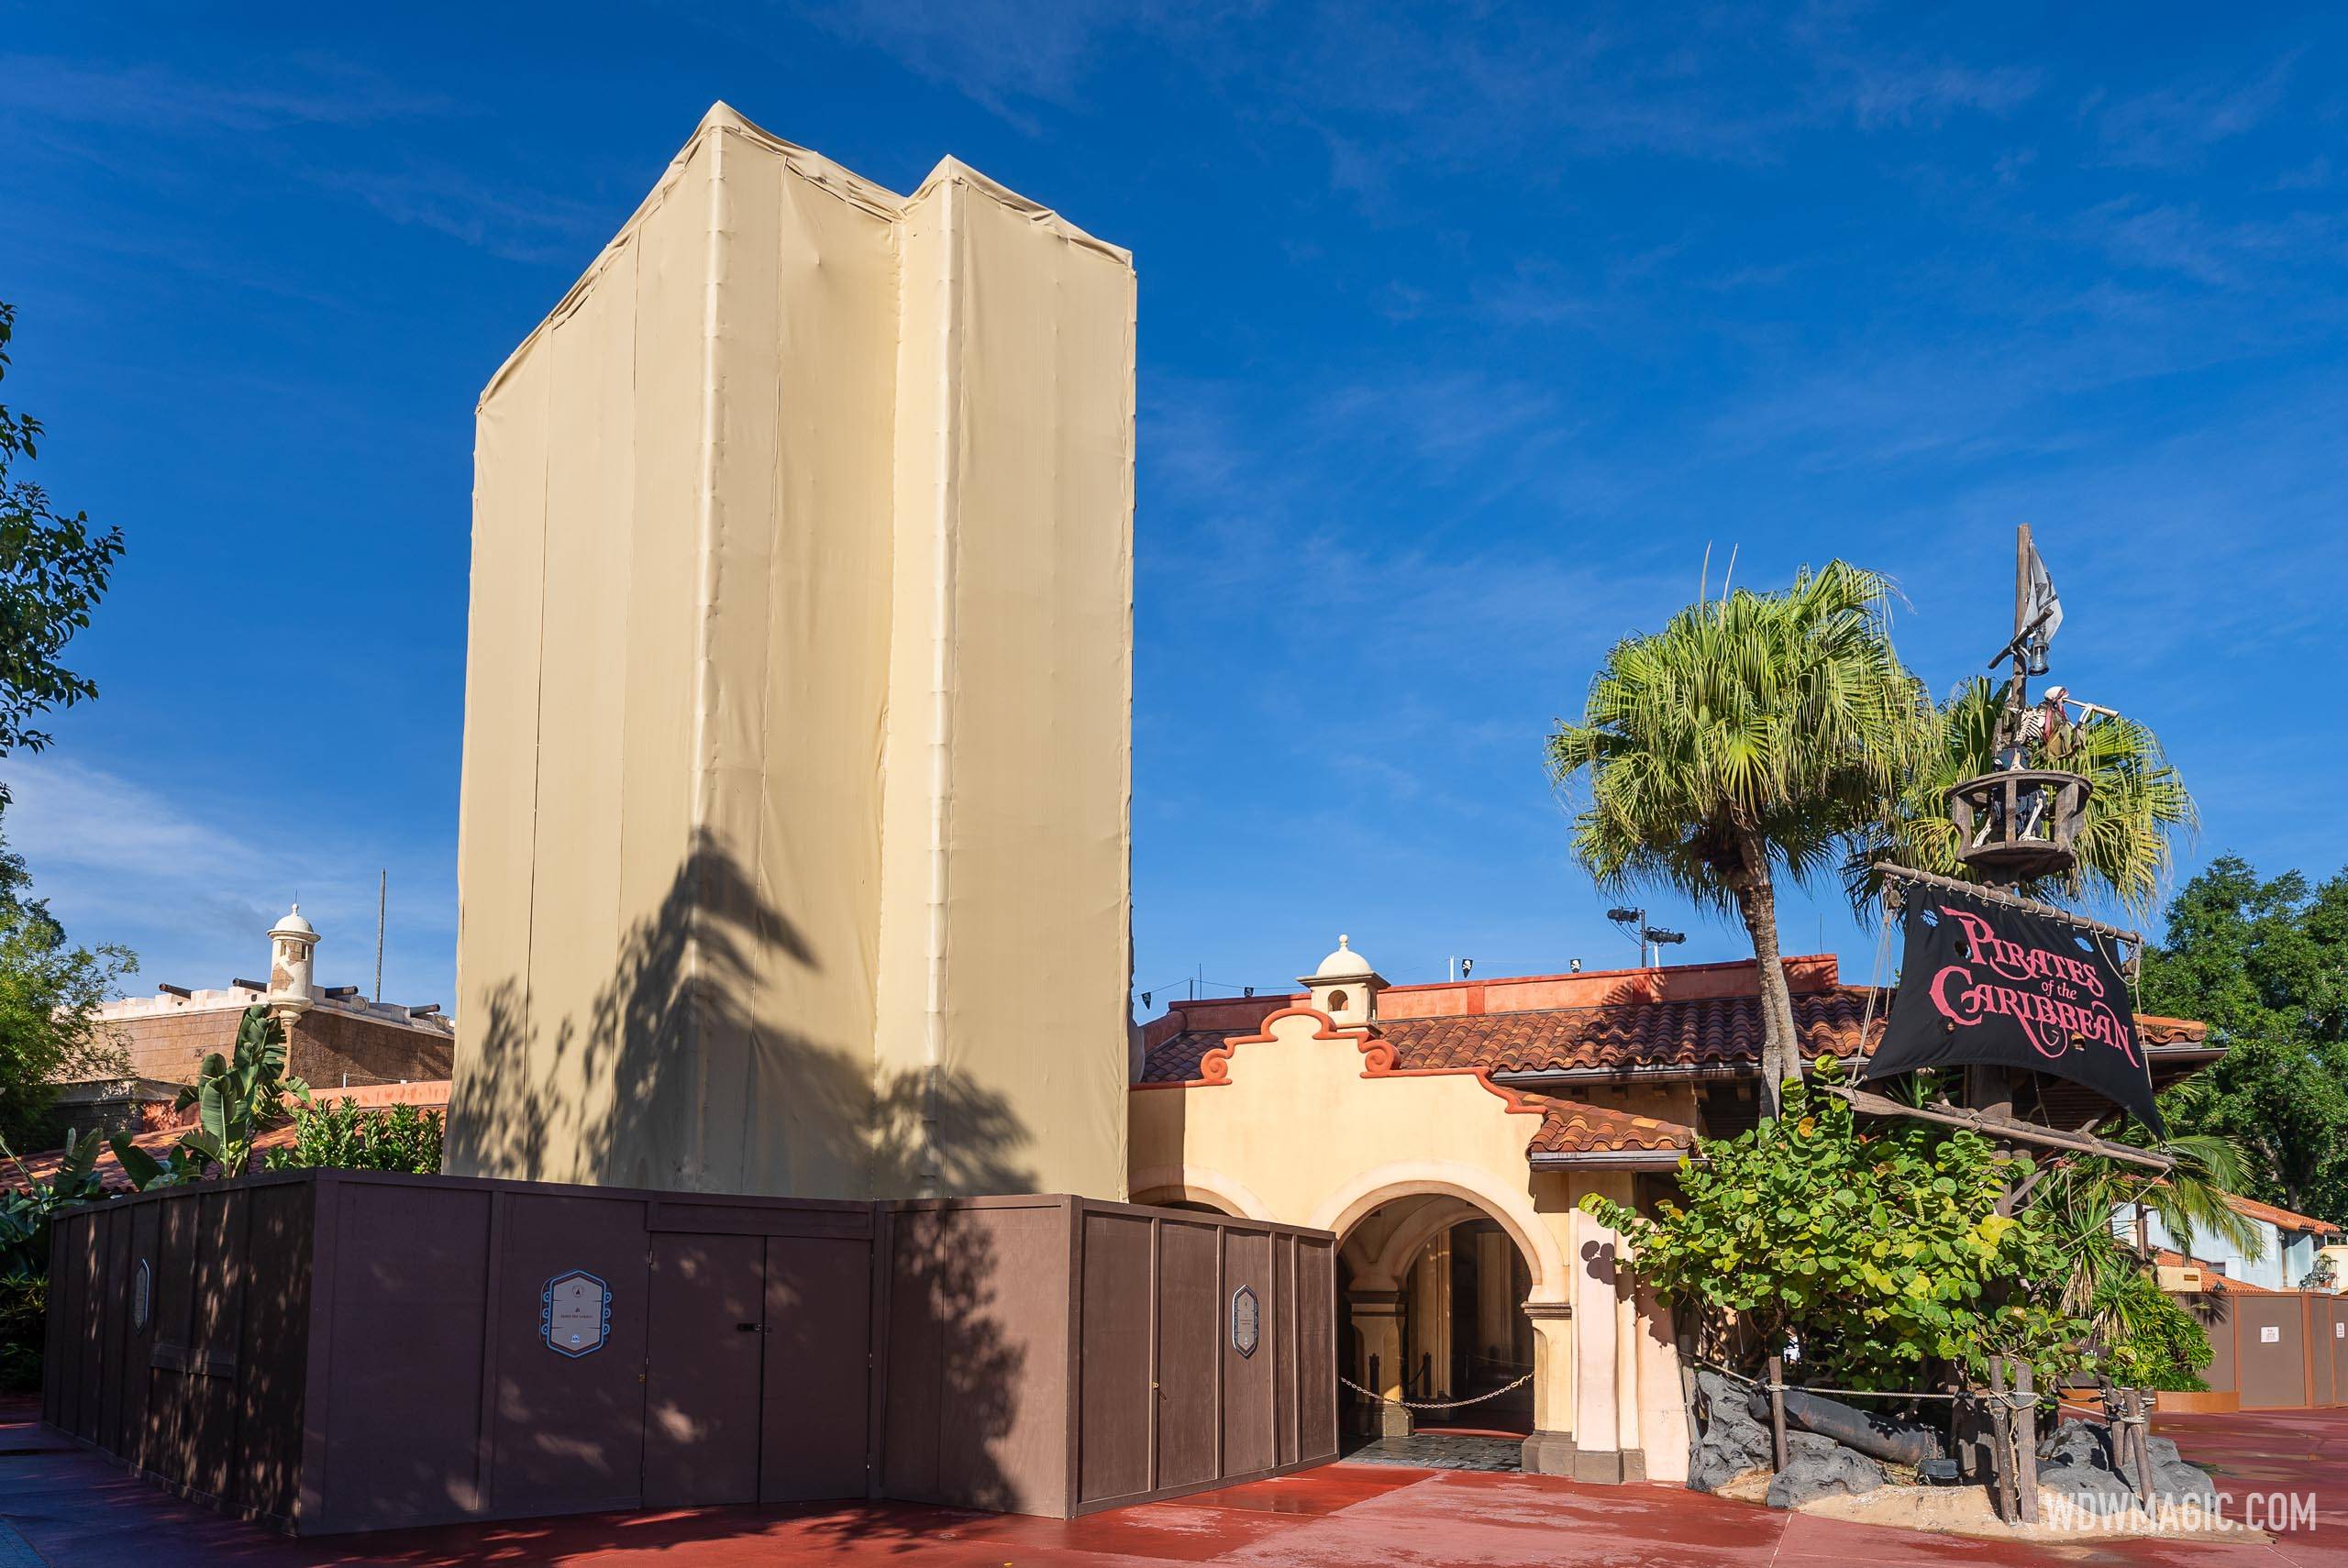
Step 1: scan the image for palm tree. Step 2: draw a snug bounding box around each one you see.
[1844,676,2195,920]
[1547,561,1931,1118]
[2026,1126,2263,1343]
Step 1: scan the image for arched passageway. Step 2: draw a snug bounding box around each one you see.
[1335,1193,1538,1445]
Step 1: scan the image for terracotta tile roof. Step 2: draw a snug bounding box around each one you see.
[2152,1247,2281,1294]
[2224,1192,2342,1236]
[1523,1098,1695,1162]
[1136,988,2209,1085]
[1139,1026,1255,1085]
[10,1122,301,1196]
[1380,989,1887,1075]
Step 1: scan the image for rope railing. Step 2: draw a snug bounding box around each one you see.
[1340,1371,1534,1412]
[1694,1357,2040,1409]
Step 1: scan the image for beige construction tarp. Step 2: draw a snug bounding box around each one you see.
[448,105,1134,1202]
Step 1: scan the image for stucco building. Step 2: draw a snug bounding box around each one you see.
[2143,1193,2346,1294]
[1126,934,2218,1481]
[44,906,453,1146]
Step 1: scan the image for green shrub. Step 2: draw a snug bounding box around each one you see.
[2095,1264,2212,1392]
[0,1128,105,1275]
[265,1099,443,1175]
[0,1275,42,1393]
[1581,1063,2094,1393]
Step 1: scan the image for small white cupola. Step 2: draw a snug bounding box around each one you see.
[1300,934,1385,1028]
[268,904,321,1027]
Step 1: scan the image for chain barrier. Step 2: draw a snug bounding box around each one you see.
[1691,1356,2042,1407]
[1339,1372,1534,1411]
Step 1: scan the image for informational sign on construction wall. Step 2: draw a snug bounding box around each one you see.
[542,1271,611,1358]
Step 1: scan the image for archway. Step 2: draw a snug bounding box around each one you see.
[1313,1162,1567,1297]
[1126,1165,1272,1221]
[1331,1187,1544,1461]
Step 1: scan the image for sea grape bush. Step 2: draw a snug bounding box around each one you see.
[1580,1062,2092,1392]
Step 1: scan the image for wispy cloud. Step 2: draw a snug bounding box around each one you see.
[794,0,1224,127]
[307,166,612,266]
[2079,197,2348,290]
[804,0,2042,171]
[0,53,449,133]
[4,757,453,1004]
[0,52,593,266]
[2083,53,2299,170]
[1822,55,2043,130]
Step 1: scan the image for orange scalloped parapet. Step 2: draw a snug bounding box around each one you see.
[1135,1004,1556,1122]
[1140,1006,1374,1089]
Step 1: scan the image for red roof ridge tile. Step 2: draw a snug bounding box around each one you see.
[2223,1191,2342,1234]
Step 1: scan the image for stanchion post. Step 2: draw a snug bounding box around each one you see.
[2128,1387,2154,1511]
[2012,1358,2038,1524]
[1765,1353,1789,1472]
[1988,1360,2017,1521]
[1678,1331,1700,1457]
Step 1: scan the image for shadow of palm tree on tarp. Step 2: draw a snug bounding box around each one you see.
[438,830,1037,1535]
[447,827,1037,1200]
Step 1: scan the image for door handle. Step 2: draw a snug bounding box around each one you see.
[737,1322,763,1333]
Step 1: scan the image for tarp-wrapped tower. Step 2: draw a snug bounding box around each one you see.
[449,105,1135,1202]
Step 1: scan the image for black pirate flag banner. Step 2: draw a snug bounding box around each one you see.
[1860,886,2163,1136]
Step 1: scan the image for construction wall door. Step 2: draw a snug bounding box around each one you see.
[760,1235,873,1502]
[2236,1295,2309,1409]
[2329,1297,2348,1407]
[2312,1296,2336,1407]
[643,1234,766,1507]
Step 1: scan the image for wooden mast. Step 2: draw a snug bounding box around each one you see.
[1964,524,2032,1122]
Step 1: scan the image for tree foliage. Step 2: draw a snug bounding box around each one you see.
[0,301,127,791]
[2021,1125,2255,1393]
[1582,1065,2093,1392]
[1845,677,2195,920]
[1548,561,1930,1115]
[2142,856,2348,1222]
[0,829,133,1147]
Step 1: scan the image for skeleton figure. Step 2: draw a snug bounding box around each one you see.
[1981,685,2076,848]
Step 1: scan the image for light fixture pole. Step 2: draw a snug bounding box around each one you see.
[1606,906,1686,967]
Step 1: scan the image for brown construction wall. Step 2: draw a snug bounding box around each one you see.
[2234,1293,2310,1408]
[2179,1289,2348,1410]
[42,1179,314,1528]
[2328,1297,2348,1403]
[876,1198,1338,1518]
[2191,1293,2237,1394]
[1057,1204,1336,1514]
[44,1174,1334,1536]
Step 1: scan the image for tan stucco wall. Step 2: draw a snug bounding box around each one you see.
[451,105,1133,1203]
[1129,1008,1691,1478]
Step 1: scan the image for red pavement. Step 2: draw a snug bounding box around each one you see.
[3,1399,2343,1566]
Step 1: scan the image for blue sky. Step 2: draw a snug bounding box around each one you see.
[1,4,2342,1012]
